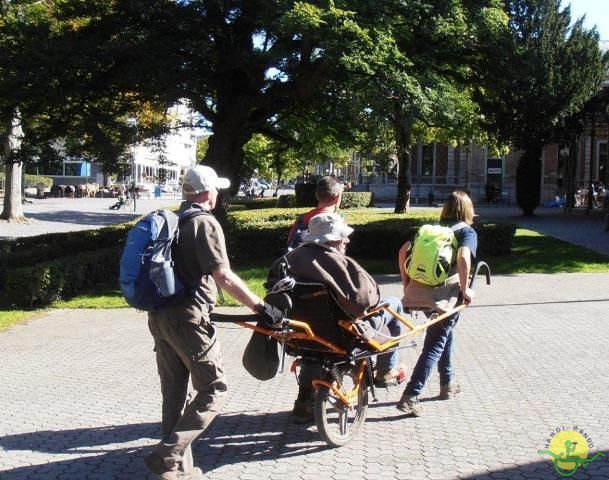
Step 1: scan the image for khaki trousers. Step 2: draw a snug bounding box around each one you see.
[148,310,228,472]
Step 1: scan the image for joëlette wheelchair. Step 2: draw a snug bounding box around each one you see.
[210,261,491,448]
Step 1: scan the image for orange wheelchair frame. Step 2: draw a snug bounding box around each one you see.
[212,261,490,447]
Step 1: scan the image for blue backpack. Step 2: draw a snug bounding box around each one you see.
[119,208,208,311]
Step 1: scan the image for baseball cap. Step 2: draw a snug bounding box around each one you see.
[182,165,230,194]
[301,213,354,244]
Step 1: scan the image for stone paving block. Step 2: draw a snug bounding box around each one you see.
[1,274,609,479]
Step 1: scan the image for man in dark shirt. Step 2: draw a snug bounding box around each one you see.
[269,213,405,423]
[145,165,270,480]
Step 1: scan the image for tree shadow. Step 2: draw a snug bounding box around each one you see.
[0,410,327,479]
[25,210,140,226]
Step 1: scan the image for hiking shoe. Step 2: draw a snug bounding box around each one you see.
[374,365,406,387]
[144,453,204,480]
[396,393,423,417]
[292,399,315,424]
[439,383,461,400]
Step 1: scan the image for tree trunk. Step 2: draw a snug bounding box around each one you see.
[1,113,25,222]
[516,143,543,216]
[205,118,253,198]
[392,104,412,214]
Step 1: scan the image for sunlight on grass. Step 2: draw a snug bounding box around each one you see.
[489,229,609,274]
[1,228,608,331]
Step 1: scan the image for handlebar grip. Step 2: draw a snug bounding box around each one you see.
[469,261,491,289]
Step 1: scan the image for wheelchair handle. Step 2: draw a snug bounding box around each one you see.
[469,261,491,289]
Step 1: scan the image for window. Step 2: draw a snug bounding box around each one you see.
[422,145,434,176]
[599,142,607,183]
[64,161,90,177]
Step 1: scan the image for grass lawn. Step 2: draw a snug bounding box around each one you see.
[1,228,608,331]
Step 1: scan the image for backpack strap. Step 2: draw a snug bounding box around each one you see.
[450,221,468,232]
[178,205,211,228]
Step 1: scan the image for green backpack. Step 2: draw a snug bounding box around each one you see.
[405,223,466,286]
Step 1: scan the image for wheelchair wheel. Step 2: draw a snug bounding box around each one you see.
[314,362,368,447]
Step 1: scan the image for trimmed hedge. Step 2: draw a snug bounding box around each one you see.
[228,197,278,209]
[0,173,53,188]
[3,247,121,308]
[276,192,373,209]
[277,194,297,207]
[224,208,515,263]
[1,207,515,308]
[341,192,374,208]
[0,223,132,291]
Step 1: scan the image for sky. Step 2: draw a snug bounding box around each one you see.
[563,0,609,40]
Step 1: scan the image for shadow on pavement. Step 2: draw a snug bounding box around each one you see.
[25,210,141,225]
[461,449,609,480]
[0,411,327,479]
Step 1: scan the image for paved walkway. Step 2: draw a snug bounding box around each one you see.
[0,197,182,240]
[1,273,608,479]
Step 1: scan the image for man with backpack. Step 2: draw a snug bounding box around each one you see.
[286,176,343,250]
[144,165,278,480]
[396,191,478,417]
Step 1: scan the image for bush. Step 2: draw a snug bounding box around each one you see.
[0,224,132,292]
[3,247,121,308]
[277,194,296,208]
[24,174,53,189]
[340,192,374,209]
[224,208,515,264]
[228,197,278,209]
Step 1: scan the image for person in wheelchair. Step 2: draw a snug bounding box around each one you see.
[396,191,478,417]
[266,213,406,424]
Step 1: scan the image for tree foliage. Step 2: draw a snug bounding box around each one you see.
[478,0,608,215]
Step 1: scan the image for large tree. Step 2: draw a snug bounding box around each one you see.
[482,0,608,215]
[337,0,509,212]
[1,1,406,197]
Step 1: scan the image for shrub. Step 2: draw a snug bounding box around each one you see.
[3,247,121,308]
[24,174,53,188]
[340,192,374,209]
[0,224,132,292]
[277,194,296,207]
[228,197,278,209]
[224,208,515,263]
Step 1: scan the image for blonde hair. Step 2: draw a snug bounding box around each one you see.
[440,191,475,225]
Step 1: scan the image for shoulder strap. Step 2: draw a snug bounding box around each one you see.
[178,207,211,227]
[450,221,468,232]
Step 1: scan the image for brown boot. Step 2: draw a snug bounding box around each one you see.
[439,383,461,400]
[144,453,204,480]
[292,399,314,424]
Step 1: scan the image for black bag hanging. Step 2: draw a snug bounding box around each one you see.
[242,325,280,381]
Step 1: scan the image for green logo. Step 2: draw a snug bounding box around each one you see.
[538,427,606,477]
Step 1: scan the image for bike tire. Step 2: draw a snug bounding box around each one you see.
[314,363,368,447]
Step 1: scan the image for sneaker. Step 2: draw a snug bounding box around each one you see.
[439,383,461,400]
[292,399,315,424]
[374,365,406,387]
[144,453,204,480]
[396,393,424,417]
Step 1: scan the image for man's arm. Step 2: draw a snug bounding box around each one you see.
[212,267,263,312]
[456,246,474,304]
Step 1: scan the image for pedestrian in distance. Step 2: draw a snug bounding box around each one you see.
[396,191,478,416]
[144,165,279,480]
